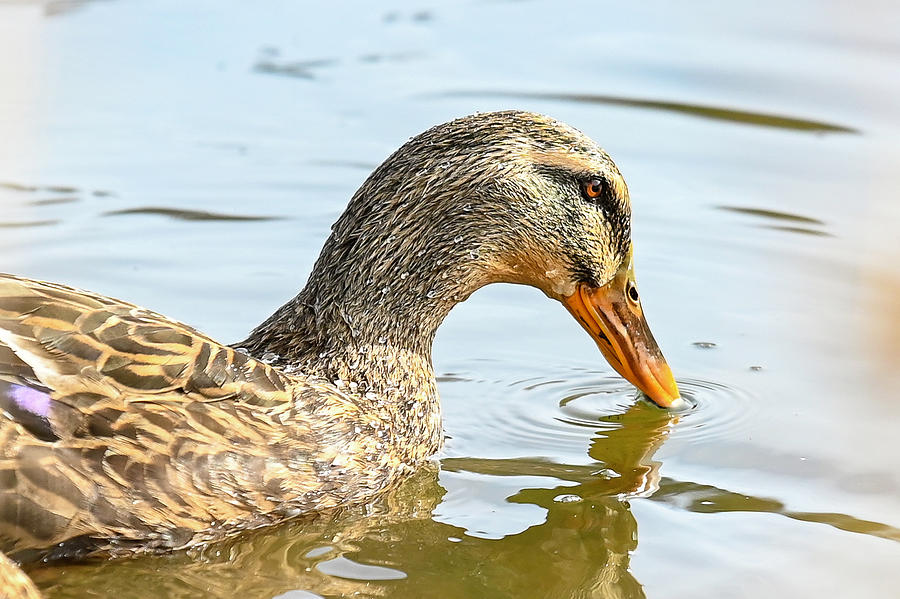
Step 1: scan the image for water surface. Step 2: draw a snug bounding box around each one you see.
[1,1,899,597]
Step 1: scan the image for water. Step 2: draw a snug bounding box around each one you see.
[1,1,899,597]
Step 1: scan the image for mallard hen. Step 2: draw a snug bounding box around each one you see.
[0,111,680,566]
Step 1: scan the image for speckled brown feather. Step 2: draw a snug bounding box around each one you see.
[0,549,40,599]
[0,275,433,560]
[0,111,633,567]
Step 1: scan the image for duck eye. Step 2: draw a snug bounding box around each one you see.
[583,178,604,199]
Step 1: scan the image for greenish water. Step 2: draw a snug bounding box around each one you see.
[1,1,899,597]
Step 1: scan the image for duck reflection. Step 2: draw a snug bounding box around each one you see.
[27,402,676,599]
[435,401,675,599]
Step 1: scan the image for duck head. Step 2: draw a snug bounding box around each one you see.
[427,111,681,408]
[260,111,681,408]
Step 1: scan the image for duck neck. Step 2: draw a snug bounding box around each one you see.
[239,205,491,399]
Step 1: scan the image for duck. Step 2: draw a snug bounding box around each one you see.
[0,110,681,566]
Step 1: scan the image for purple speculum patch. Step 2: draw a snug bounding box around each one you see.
[3,383,52,418]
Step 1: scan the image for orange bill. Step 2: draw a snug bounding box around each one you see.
[562,250,682,408]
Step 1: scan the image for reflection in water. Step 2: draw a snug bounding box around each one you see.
[434,91,857,133]
[103,207,284,222]
[717,206,832,237]
[0,183,80,194]
[0,182,40,193]
[716,206,824,225]
[651,478,900,543]
[759,225,833,237]
[28,403,675,599]
[253,58,339,80]
[0,220,59,229]
[254,52,421,80]
[27,468,443,599]
[28,197,80,206]
[0,181,110,201]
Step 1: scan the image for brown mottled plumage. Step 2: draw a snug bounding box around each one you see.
[0,549,40,599]
[0,111,671,573]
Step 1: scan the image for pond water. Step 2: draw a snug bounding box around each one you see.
[1,1,899,597]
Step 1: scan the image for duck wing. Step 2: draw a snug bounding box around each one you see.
[0,274,309,557]
[0,274,291,411]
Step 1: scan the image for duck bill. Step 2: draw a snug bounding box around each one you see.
[562,258,681,408]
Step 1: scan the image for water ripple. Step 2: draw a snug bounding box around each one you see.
[442,364,758,461]
[555,375,758,443]
[103,207,283,222]
[659,377,759,442]
[0,220,60,229]
[718,205,833,237]
[433,90,857,133]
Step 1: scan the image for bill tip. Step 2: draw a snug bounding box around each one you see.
[666,396,690,411]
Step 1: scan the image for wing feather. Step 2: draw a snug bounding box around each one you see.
[0,274,292,413]
[0,274,369,559]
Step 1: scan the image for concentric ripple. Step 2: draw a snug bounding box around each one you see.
[557,376,759,443]
[440,362,759,463]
